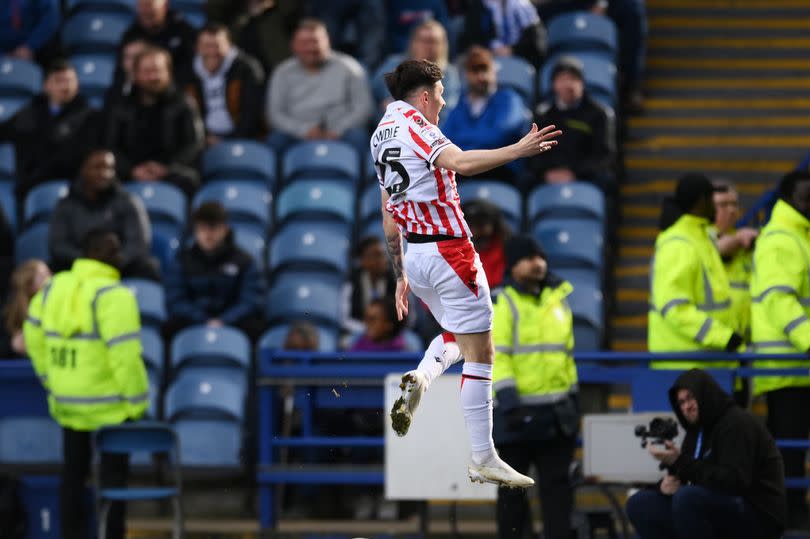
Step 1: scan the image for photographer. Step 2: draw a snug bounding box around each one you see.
[625,369,786,539]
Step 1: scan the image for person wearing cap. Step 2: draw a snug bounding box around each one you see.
[441,45,531,183]
[526,56,614,190]
[750,171,810,529]
[492,234,579,539]
[649,174,743,370]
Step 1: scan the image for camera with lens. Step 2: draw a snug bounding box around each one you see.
[634,417,679,449]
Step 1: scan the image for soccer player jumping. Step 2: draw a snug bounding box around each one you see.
[371,59,561,488]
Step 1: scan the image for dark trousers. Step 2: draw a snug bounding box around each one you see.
[61,427,129,539]
[626,485,778,539]
[766,386,810,526]
[496,437,576,539]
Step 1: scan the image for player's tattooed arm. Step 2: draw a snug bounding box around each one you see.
[386,230,405,280]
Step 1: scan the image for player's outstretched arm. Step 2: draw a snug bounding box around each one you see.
[381,190,410,320]
[434,123,562,177]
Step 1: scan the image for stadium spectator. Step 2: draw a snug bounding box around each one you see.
[626,369,786,539]
[463,200,510,290]
[648,174,742,370]
[24,228,149,539]
[441,46,530,182]
[119,0,197,84]
[103,47,205,197]
[712,180,757,340]
[283,320,320,351]
[48,149,158,280]
[385,0,449,56]
[0,0,59,63]
[750,171,810,530]
[266,18,373,156]
[0,59,97,206]
[164,201,266,342]
[0,260,48,358]
[106,38,149,106]
[458,0,547,67]
[348,297,409,352]
[185,23,265,144]
[527,56,614,189]
[342,235,396,335]
[232,0,302,76]
[375,20,460,121]
[493,235,579,539]
[305,0,384,70]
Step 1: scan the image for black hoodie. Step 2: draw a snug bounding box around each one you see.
[668,369,786,537]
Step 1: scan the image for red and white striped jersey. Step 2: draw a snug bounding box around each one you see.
[370,100,471,238]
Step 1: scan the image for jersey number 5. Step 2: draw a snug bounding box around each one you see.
[379,147,411,195]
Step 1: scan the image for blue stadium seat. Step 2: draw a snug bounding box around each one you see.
[0,181,16,232]
[358,219,385,244]
[170,325,251,374]
[193,180,271,229]
[71,54,115,108]
[528,182,605,223]
[268,221,350,276]
[282,141,359,183]
[0,59,42,98]
[458,179,523,232]
[370,54,402,104]
[123,278,167,327]
[0,416,63,465]
[267,278,342,329]
[359,183,383,226]
[62,13,130,55]
[258,323,340,353]
[554,267,602,290]
[140,326,164,378]
[151,226,181,273]
[0,145,14,180]
[67,0,135,15]
[540,53,618,106]
[146,369,161,420]
[202,140,276,186]
[567,283,603,351]
[124,181,187,230]
[494,56,536,107]
[0,97,26,122]
[534,219,604,270]
[232,223,266,270]
[547,12,618,58]
[15,222,49,264]
[275,180,354,226]
[23,180,69,227]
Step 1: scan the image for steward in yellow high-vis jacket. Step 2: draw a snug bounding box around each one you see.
[23,229,147,539]
[750,171,810,527]
[649,174,744,370]
[492,235,579,539]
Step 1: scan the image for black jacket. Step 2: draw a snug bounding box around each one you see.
[529,94,614,183]
[48,182,152,272]
[184,50,266,139]
[0,94,98,203]
[118,9,197,84]
[668,369,787,537]
[458,0,547,67]
[102,86,204,183]
[164,231,265,324]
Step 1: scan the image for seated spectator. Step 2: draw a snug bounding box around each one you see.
[266,18,372,156]
[1,259,50,357]
[119,0,198,84]
[0,59,98,206]
[441,46,530,181]
[305,0,384,69]
[342,236,396,335]
[164,202,266,342]
[106,38,149,106]
[385,0,449,56]
[284,320,320,351]
[526,56,614,190]
[463,200,510,290]
[103,47,205,197]
[48,149,159,280]
[232,0,302,77]
[185,23,265,145]
[348,297,408,352]
[459,0,547,67]
[0,0,59,63]
[375,20,461,120]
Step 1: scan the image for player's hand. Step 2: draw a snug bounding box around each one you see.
[394,277,410,321]
[515,123,562,158]
[649,440,681,466]
[659,473,681,496]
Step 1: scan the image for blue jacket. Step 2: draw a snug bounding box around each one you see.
[165,232,265,324]
[0,0,59,53]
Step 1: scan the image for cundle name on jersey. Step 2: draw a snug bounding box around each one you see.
[372,125,400,148]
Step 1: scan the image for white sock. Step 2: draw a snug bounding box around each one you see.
[460,362,496,465]
[416,334,463,387]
